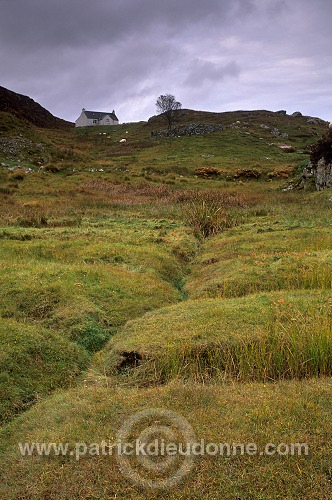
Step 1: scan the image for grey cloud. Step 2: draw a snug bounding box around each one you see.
[183,60,241,87]
[0,0,247,50]
[0,0,331,122]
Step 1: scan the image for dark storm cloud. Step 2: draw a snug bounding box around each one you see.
[0,0,248,49]
[184,60,241,87]
[0,0,331,122]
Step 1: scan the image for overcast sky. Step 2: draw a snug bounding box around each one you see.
[1,0,331,123]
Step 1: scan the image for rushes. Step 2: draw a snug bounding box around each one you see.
[108,297,332,385]
[183,190,246,237]
[149,309,332,383]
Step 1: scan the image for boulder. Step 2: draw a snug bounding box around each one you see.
[314,157,332,190]
[292,111,302,117]
[306,118,319,125]
[302,130,332,190]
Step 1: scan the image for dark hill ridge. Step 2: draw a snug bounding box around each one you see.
[148,108,328,129]
[0,86,73,129]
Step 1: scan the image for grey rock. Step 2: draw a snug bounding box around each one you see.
[306,118,320,125]
[301,131,332,190]
[151,123,223,137]
[314,158,332,190]
[292,111,302,117]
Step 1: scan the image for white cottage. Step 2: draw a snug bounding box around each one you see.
[75,108,119,127]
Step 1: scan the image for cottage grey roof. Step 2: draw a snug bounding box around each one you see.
[83,110,118,121]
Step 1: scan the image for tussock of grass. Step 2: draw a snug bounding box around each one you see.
[0,318,89,424]
[183,190,246,237]
[0,379,331,498]
[96,290,332,384]
[185,226,332,298]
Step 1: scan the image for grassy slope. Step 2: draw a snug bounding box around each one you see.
[0,109,331,498]
[94,289,331,384]
[0,318,89,424]
[185,206,332,299]
[0,380,331,499]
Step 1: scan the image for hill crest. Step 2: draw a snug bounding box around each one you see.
[0,86,73,129]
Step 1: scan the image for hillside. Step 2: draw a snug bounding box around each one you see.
[0,87,329,178]
[0,86,73,129]
[0,92,331,499]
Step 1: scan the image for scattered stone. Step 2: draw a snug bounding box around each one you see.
[260,124,270,129]
[270,129,288,139]
[282,184,295,191]
[306,118,320,125]
[151,123,223,137]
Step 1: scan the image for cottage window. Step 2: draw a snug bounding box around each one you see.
[93,119,98,124]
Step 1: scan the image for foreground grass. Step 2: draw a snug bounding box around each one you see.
[94,290,332,385]
[0,379,331,499]
[0,215,195,424]
[0,318,89,424]
[0,220,195,345]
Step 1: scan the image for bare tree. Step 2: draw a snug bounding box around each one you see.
[155,94,182,134]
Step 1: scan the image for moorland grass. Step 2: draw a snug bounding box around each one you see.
[0,109,331,497]
[185,226,332,298]
[0,379,331,499]
[0,241,186,342]
[94,290,332,385]
[0,318,89,424]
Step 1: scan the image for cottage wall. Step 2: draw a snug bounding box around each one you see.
[99,115,118,126]
[75,111,91,127]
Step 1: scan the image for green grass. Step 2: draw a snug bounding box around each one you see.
[0,318,89,424]
[185,226,332,298]
[0,223,193,342]
[0,108,331,497]
[0,379,331,499]
[94,290,332,385]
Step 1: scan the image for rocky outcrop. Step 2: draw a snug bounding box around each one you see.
[302,130,332,190]
[151,123,223,137]
[314,158,332,190]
